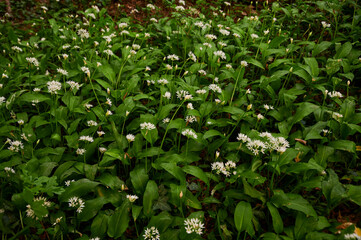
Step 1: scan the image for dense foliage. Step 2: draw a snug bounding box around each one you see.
[1,0,361,239]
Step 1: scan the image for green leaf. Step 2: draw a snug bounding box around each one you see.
[107,201,130,238]
[314,145,334,167]
[271,190,317,217]
[329,140,356,153]
[304,58,319,77]
[347,185,361,206]
[267,202,283,234]
[130,167,149,194]
[148,211,173,233]
[322,169,346,209]
[247,58,264,69]
[160,162,186,182]
[185,190,202,209]
[203,129,223,140]
[132,205,143,221]
[292,102,319,125]
[143,180,159,217]
[99,64,116,85]
[234,201,253,233]
[243,179,266,204]
[157,104,178,120]
[91,212,109,237]
[59,179,99,202]
[335,42,352,59]
[78,197,108,221]
[312,41,332,56]
[182,165,209,186]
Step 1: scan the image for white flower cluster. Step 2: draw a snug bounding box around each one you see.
[66,81,82,91]
[213,50,226,60]
[87,120,98,126]
[157,79,168,85]
[344,233,361,240]
[143,226,160,240]
[4,167,15,174]
[188,51,197,62]
[140,122,156,131]
[167,54,179,61]
[185,115,197,123]
[126,134,135,142]
[181,129,197,139]
[68,196,85,213]
[12,46,23,52]
[26,57,39,67]
[7,139,24,152]
[205,34,217,40]
[321,21,331,28]
[176,90,192,100]
[79,135,94,142]
[219,29,230,36]
[211,161,236,177]
[328,91,343,98]
[0,96,6,105]
[184,218,205,235]
[47,80,62,94]
[208,84,222,93]
[77,28,90,39]
[237,132,289,155]
[26,197,51,219]
[126,194,138,202]
[81,66,90,76]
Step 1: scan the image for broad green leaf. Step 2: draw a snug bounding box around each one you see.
[91,212,109,237]
[271,190,317,217]
[99,64,116,85]
[203,129,223,140]
[59,179,99,202]
[234,201,253,233]
[335,42,352,59]
[107,201,130,238]
[132,205,143,221]
[322,169,346,209]
[304,58,319,77]
[78,197,108,221]
[267,202,283,234]
[292,102,319,125]
[185,190,202,209]
[160,162,186,182]
[347,185,361,206]
[148,211,173,233]
[329,140,356,153]
[312,41,332,56]
[314,145,334,167]
[157,104,177,120]
[130,167,149,194]
[243,179,266,204]
[247,58,264,69]
[143,180,159,217]
[183,165,209,186]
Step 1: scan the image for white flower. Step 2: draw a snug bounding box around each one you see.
[179,0,185,5]
[87,120,98,126]
[328,91,343,98]
[184,218,204,235]
[213,50,226,60]
[196,89,207,95]
[175,5,185,11]
[257,113,264,120]
[181,129,197,139]
[209,84,222,93]
[233,33,240,38]
[68,197,85,213]
[18,120,24,125]
[77,29,90,39]
[167,54,179,61]
[103,49,114,56]
[165,64,173,70]
[143,226,160,240]
[332,112,343,119]
[0,96,6,105]
[76,148,86,155]
[11,46,23,52]
[224,1,231,6]
[47,80,62,94]
[187,103,194,109]
[188,51,197,62]
[79,136,94,142]
[241,61,248,67]
[66,81,82,91]
[26,57,39,67]
[7,139,24,152]
[194,21,204,28]
[99,147,107,153]
[57,68,68,76]
[4,167,15,174]
[205,34,217,40]
[246,139,267,155]
[150,18,158,23]
[147,4,156,10]
[251,33,259,39]
[237,133,250,143]
[106,110,113,116]
[119,22,128,28]
[106,97,112,106]
[163,91,171,99]
[87,13,96,19]
[185,115,197,123]
[218,41,227,47]
[140,122,156,131]
[211,160,236,177]
[226,64,232,69]
[81,66,90,77]
[203,42,212,48]
[198,69,207,76]
[273,17,277,22]
[264,30,270,35]
[126,134,135,142]
[219,29,230,36]
[126,194,138,202]
[321,21,331,28]
[158,79,169,85]
[263,104,274,110]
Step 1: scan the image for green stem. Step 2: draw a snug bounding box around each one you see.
[229,67,244,106]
